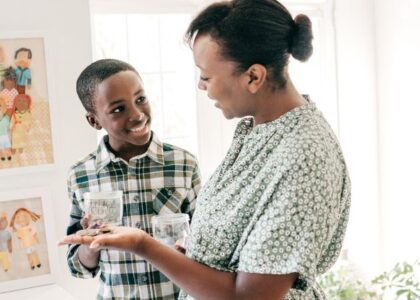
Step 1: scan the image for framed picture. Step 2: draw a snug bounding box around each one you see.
[0,34,54,171]
[0,188,58,293]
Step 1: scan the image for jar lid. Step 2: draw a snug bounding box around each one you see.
[83,190,123,200]
[151,213,189,225]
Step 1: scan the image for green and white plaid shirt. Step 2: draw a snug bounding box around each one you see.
[66,133,201,300]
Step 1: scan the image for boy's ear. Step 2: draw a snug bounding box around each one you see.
[243,64,267,94]
[85,112,102,130]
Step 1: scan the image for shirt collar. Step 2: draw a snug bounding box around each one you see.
[95,132,165,173]
[235,95,316,137]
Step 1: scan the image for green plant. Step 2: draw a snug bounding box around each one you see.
[319,265,377,299]
[319,260,420,300]
[372,261,420,300]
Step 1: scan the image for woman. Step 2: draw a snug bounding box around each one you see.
[60,0,351,299]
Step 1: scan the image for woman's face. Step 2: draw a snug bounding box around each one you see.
[193,34,255,120]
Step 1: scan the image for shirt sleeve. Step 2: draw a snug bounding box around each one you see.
[66,170,99,278]
[237,144,348,291]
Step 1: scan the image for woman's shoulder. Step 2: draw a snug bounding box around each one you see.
[270,112,344,168]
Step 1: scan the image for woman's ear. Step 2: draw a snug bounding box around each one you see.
[86,112,102,130]
[244,64,267,94]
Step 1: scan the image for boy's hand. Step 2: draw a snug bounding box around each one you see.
[80,213,92,229]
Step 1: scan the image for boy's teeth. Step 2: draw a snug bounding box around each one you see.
[131,126,144,132]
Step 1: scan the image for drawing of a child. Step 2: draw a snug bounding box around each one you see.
[0,67,19,117]
[9,208,41,270]
[10,94,32,154]
[0,96,12,161]
[14,48,32,94]
[0,212,12,272]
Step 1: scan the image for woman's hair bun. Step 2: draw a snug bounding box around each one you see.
[290,14,313,62]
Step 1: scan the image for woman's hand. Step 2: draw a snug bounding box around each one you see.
[58,226,147,254]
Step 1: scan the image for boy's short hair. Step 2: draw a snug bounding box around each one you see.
[76,59,139,112]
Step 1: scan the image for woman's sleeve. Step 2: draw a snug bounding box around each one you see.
[237,143,349,291]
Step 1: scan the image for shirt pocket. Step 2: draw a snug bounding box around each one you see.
[152,187,188,215]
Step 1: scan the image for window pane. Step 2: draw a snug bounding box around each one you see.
[141,73,163,136]
[93,13,198,156]
[127,15,161,73]
[289,15,338,133]
[162,72,197,148]
[160,15,192,72]
[93,14,128,60]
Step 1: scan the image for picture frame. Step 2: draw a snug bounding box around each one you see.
[0,187,58,293]
[0,33,56,173]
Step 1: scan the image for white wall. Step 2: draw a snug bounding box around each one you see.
[374,0,420,269]
[336,0,420,277]
[334,0,381,278]
[0,0,97,299]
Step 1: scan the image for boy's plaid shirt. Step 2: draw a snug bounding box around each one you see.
[66,133,201,300]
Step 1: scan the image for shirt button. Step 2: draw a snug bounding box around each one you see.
[134,195,140,202]
[135,221,142,229]
[140,275,148,283]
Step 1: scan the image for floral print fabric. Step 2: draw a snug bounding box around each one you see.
[180,101,351,299]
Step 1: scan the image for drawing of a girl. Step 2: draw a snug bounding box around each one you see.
[10,93,32,154]
[0,96,12,161]
[0,67,19,117]
[9,208,41,270]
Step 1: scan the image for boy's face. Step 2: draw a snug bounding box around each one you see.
[87,70,152,156]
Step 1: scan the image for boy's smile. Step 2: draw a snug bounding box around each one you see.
[87,70,152,160]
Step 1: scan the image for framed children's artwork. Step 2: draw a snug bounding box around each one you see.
[0,34,54,171]
[0,188,58,293]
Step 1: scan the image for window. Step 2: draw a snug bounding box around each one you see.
[91,0,337,181]
[92,13,198,155]
[288,3,338,133]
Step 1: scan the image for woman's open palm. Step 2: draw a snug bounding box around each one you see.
[58,226,145,253]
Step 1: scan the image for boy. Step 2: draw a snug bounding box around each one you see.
[66,59,201,299]
[14,47,32,94]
